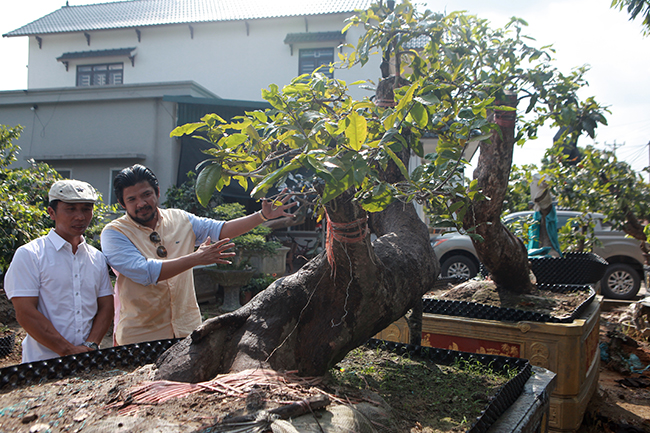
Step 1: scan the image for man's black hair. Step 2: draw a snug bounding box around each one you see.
[113,164,159,206]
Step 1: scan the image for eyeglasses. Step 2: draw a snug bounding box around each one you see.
[149,232,168,258]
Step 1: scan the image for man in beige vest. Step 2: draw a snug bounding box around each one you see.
[101,164,294,345]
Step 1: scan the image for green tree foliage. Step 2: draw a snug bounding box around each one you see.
[171,1,606,236]
[165,174,283,258]
[503,164,537,214]
[212,203,281,257]
[164,179,280,257]
[0,125,115,271]
[0,125,57,271]
[503,144,650,254]
[163,171,224,219]
[612,0,650,35]
[541,145,650,238]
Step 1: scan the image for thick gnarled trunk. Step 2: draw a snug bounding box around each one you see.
[155,191,438,383]
[464,93,533,293]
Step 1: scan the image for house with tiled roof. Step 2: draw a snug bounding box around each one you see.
[0,0,378,204]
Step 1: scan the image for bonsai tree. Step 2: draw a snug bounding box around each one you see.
[164,175,283,265]
[155,1,607,383]
[212,202,282,266]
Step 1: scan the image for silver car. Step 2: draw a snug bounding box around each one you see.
[431,210,647,300]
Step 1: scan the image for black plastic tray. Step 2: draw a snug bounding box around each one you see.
[529,252,608,284]
[0,333,15,358]
[0,338,181,389]
[423,283,595,323]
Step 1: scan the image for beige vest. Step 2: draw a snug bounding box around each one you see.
[105,208,202,345]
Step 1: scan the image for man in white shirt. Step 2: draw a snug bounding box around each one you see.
[4,179,114,363]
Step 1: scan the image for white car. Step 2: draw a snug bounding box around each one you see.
[431,210,647,300]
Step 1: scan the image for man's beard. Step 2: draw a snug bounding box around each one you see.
[129,206,156,225]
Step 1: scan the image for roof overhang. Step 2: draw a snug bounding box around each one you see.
[33,153,146,161]
[57,47,137,70]
[284,31,346,55]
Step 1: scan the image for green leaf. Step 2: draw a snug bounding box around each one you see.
[345,112,368,151]
[361,187,393,212]
[448,201,464,215]
[234,175,249,192]
[353,101,376,110]
[196,163,222,207]
[322,172,353,203]
[304,155,335,182]
[201,113,226,128]
[525,94,538,114]
[225,134,248,147]
[251,159,301,199]
[378,128,400,148]
[409,103,429,128]
[489,105,516,112]
[170,122,204,137]
[383,111,398,130]
[352,157,370,186]
[246,125,261,142]
[468,233,485,243]
[412,138,424,158]
[383,143,409,179]
[414,93,440,106]
[395,82,418,113]
[458,107,474,119]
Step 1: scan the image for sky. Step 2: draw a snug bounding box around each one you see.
[1,0,649,178]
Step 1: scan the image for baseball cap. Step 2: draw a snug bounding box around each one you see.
[49,180,98,203]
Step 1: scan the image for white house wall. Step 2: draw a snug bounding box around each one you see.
[27,14,380,102]
[5,10,383,204]
[0,82,216,202]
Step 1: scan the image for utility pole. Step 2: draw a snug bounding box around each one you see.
[605,140,625,156]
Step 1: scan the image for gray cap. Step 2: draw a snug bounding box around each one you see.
[49,180,98,203]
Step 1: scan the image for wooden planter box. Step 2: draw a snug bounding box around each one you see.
[375,296,602,432]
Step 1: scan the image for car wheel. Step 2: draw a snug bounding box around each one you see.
[600,263,640,300]
[440,255,477,280]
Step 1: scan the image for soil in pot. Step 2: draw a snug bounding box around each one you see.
[426,278,593,320]
[0,343,516,433]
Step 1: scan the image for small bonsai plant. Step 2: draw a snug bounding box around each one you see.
[163,171,224,219]
[212,203,282,269]
[164,174,281,269]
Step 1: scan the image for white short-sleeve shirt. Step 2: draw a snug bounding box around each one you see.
[4,230,114,363]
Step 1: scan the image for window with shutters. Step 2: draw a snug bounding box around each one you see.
[299,48,334,78]
[77,63,123,87]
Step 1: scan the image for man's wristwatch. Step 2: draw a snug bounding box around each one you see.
[82,341,99,351]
